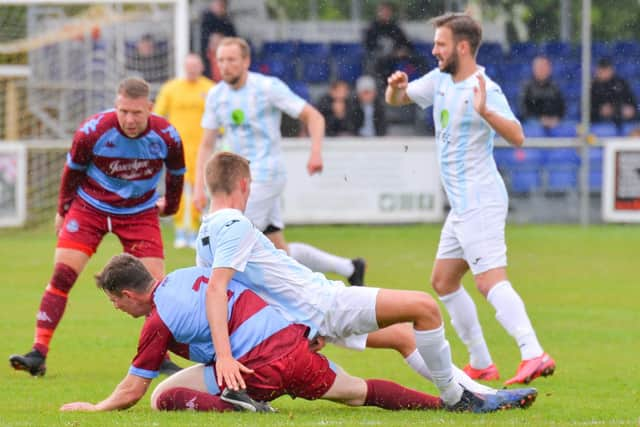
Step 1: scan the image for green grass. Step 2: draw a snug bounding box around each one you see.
[1,223,639,426]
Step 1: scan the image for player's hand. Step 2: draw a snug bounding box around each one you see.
[156,197,168,216]
[215,356,254,391]
[54,213,64,235]
[387,71,409,89]
[307,151,323,175]
[473,74,488,117]
[308,336,326,352]
[193,186,208,213]
[60,402,98,412]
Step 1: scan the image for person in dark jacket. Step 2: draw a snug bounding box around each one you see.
[519,56,565,129]
[200,0,237,78]
[316,80,351,136]
[347,75,387,137]
[591,57,636,124]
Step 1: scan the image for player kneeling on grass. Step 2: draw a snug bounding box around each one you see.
[60,254,444,413]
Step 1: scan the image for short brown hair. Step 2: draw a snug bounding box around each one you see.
[205,151,251,195]
[218,37,251,58]
[95,254,154,295]
[432,13,482,56]
[117,77,150,99]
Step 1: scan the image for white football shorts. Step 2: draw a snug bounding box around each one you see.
[436,203,508,275]
[244,177,286,232]
[320,286,380,351]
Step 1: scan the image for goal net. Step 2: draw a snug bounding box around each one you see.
[0,0,187,226]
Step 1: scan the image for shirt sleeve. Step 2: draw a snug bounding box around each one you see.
[406,69,440,110]
[212,216,258,273]
[201,87,219,130]
[267,77,307,119]
[486,81,519,123]
[129,310,173,379]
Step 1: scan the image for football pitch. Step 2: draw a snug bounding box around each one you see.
[1,223,638,426]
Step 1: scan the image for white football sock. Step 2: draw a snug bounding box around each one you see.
[405,349,496,395]
[487,280,544,360]
[440,286,493,369]
[288,242,354,277]
[414,325,462,405]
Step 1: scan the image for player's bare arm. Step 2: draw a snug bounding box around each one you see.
[298,104,324,175]
[194,128,217,211]
[206,267,254,391]
[60,374,151,411]
[385,71,412,106]
[474,74,524,147]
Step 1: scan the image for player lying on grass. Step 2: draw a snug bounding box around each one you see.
[60,254,446,413]
[194,151,537,413]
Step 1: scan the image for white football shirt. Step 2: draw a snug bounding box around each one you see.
[407,67,515,214]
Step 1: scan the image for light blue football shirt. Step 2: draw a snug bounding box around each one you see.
[407,67,516,214]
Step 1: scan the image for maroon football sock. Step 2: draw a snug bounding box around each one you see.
[364,379,443,410]
[155,387,235,412]
[34,263,78,356]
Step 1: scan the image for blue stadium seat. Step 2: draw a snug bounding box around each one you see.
[288,80,311,102]
[509,42,538,60]
[523,120,548,138]
[541,41,575,58]
[497,148,546,193]
[256,57,296,82]
[297,42,328,58]
[614,40,640,57]
[590,122,619,137]
[548,121,578,137]
[413,41,433,60]
[614,61,640,81]
[621,121,640,136]
[589,170,603,192]
[565,99,581,121]
[477,42,504,63]
[589,147,603,170]
[591,41,613,58]
[261,41,297,58]
[301,58,330,83]
[335,58,363,84]
[329,42,364,60]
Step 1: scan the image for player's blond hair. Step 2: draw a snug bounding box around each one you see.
[218,37,251,58]
[205,151,251,195]
[117,77,150,99]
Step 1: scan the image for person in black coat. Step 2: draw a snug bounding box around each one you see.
[200,0,237,77]
[591,57,636,124]
[347,75,387,137]
[519,56,565,129]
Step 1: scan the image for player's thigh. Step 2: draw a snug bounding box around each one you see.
[375,288,441,329]
[57,200,108,258]
[244,178,285,231]
[114,208,164,259]
[458,205,508,276]
[431,258,470,295]
[150,364,208,409]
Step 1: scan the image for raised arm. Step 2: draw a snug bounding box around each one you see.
[385,71,413,106]
[60,374,151,412]
[298,104,324,175]
[474,74,524,147]
[206,267,254,391]
[193,128,217,211]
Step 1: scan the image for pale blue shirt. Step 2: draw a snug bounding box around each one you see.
[407,67,516,214]
[201,72,306,182]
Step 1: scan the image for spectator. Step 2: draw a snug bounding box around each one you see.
[205,32,225,82]
[364,2,423,85]
[591,57,637,124]
[200,0,236,77]
[316,80,351,136]
[126,33,170,84]
[347,75,387,137]
[519,56,565,129]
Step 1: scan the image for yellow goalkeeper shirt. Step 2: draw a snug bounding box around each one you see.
[154,76,214,182]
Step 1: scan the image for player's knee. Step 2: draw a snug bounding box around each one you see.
[413,293,442,328]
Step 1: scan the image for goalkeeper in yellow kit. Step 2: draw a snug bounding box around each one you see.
[154,53,214,248]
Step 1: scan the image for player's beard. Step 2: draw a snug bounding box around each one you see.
[439,51,459,75]
[225,75,241,86]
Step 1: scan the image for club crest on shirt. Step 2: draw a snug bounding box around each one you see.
[231,109,245,125]
[66,219,79,233]
[149,140,162,156]
[440,109,450,128]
